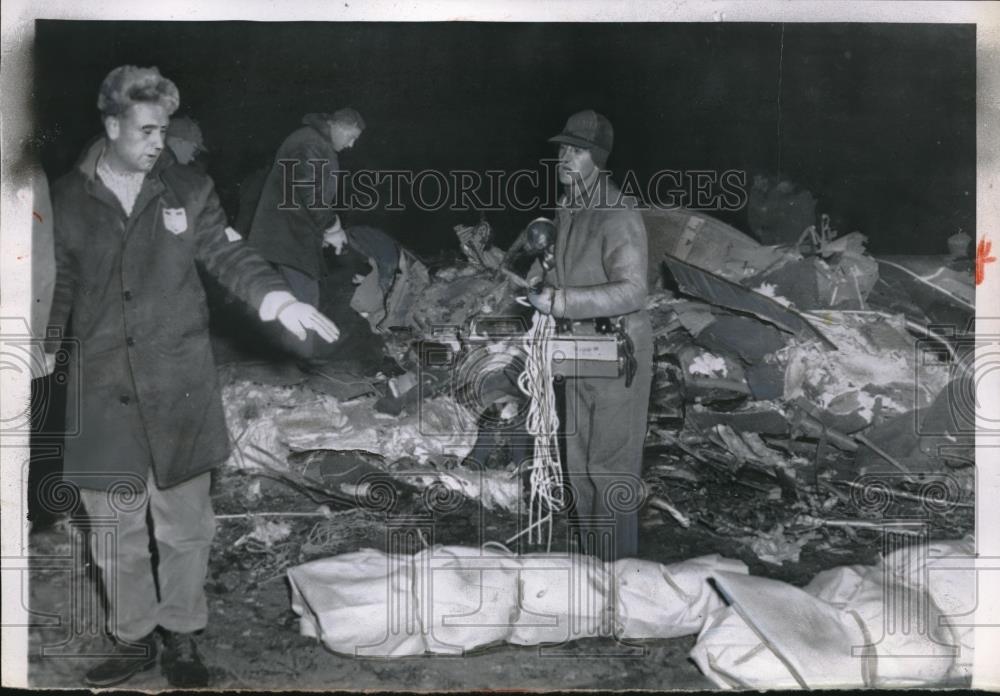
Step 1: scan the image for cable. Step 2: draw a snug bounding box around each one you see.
[508,311,564,551]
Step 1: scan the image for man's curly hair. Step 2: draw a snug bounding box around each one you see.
[97,65,180,117]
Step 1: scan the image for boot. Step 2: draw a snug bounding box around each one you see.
[83,632,158,687]
[160,629,210,688]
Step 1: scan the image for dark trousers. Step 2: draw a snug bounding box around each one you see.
[563,339,653,561]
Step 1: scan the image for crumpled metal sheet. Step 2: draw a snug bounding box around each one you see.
[663,256,836,348]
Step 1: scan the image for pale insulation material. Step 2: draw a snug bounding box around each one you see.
[388,463,521,512]
[689,537,975,689]
[752,282,794,307]
[235,519,292,549]
[745,524,817,565]
[287,547,746,657]
[781,312,949,422]
[222,380,520,510]
[303,395,481,464]
[688,353,729,377]
[222,381,302,470]
[223,381,478,464]
[711,426,808,474]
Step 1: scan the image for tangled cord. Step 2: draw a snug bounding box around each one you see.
[508,311,564,551]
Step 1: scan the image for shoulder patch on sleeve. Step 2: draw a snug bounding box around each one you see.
[224,226,243,242]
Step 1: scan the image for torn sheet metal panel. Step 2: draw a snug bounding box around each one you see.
[687,401,790,436]
[857,375,975,473]
[868,256,974,327]
[877,255,974,307]
[381,250,431,329]
[643,207,780,286]
[694,314,788,364]
[663,256,836,347]
[676,344,751,405]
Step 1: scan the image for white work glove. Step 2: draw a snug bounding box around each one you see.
[30,350,57,379]
[277,301,340,343]
[322,217,347,255]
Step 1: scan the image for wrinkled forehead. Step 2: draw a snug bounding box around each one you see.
[119,102,170,128]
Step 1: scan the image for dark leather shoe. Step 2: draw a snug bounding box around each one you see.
[161,630,210,688]
[83,633,158,687]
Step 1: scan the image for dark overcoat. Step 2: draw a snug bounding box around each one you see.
[49,139,287,490]
[248,114,341,279]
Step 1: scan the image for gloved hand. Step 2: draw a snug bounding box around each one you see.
[528,285,555,315]
[30,349,57,379]
[277,301,340,343]
[322,217,347,255]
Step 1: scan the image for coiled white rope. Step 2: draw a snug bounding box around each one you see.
[507,311,564,551]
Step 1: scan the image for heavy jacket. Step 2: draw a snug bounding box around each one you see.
[532,170,654,560]
[534,171,653,348]
[32,169,56,340]
[248,114,341,279]
[49,139,288,490]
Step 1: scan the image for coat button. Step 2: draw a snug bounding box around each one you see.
[126,337,135,347]
[123,290,133,301]
[119,395,131,405]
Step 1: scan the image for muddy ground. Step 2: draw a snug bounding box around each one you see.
[27,446,972,690]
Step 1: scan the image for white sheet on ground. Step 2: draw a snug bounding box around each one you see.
[689,537,976,688]
[289,538,975,689]
[287,546,746,656]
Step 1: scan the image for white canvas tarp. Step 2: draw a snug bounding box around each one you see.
[287,546,745,657]
[689,537,976,688]
[288,539,975,689]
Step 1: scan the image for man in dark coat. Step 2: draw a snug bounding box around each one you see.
[248,109,365,359]
[528,110,653,561]
[46,65,339,688]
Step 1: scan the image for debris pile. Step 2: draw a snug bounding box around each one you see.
[220,372,520,513]
[639,207,974,563]
[218,210,974,567]
[288,395,477,463]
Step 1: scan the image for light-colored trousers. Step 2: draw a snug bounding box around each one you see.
[80,470,215,641]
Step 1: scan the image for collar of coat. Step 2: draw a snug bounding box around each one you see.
[302,113,334,143]
[558,168,622,211]
[75,137,179,217]
[76,136,178,183]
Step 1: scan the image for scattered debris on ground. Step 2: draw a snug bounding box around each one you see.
[43,209,959,689]
[214,211,973,576]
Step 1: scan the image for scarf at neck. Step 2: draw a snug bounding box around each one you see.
[96,150,146,216]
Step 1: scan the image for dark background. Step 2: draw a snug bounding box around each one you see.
[32,21,975,256]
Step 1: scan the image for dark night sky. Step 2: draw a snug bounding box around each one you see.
[32,21,975,256]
